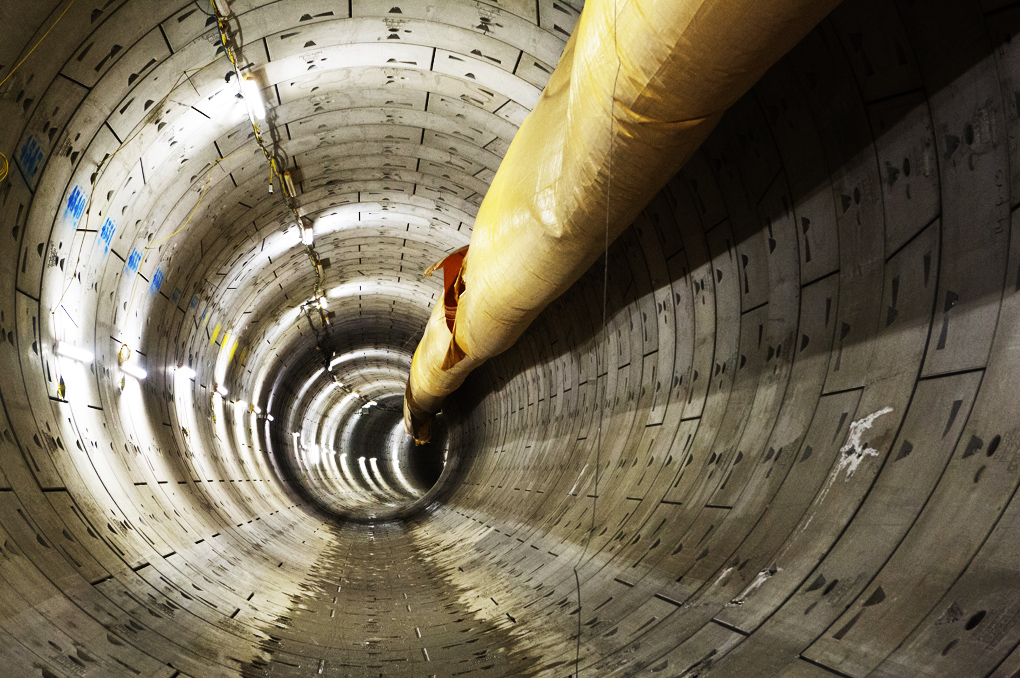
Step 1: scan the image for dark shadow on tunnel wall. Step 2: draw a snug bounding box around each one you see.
[432,4,1020,675]
[413,1,1020,676]
[451,0,1013,428]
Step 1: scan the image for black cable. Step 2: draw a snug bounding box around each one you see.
[574,1,621,675]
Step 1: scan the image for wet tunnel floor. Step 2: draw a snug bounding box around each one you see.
[238,521,543,677]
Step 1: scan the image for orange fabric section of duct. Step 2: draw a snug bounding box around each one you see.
[404,0,842,443]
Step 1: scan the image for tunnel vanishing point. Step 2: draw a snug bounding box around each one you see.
[0,0,1018,676]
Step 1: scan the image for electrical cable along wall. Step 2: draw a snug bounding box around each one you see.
[0,0,1019,676]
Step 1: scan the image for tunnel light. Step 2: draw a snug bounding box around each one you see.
[358,456,381,494]
[340,453,361,492]
[240,75,265,120]
[252,404,262,415]
[212,0,231,17]
[318,296,328,309]
[177,365,196,379]
[216,384,229,397]
[301,226,314,246]
[266,414,274,422]
[369,457,395,495]
[390,425,418,496]
[120,362,147,380]
[282,171,296,197]
[55,342,93,363]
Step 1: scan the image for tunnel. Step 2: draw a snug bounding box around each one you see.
[0,0,1018,676]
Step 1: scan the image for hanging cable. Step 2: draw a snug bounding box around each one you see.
[53,62,223,315]
[0,0,78,185]
[120,151,244,322]
[211,0,339,396]
[573,2,620,676]
[0,0,78,91]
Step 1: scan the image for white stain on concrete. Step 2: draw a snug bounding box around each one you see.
[837,406,893,478]
[730,565,780,605]
[568,463,589,496]
[818,406,893,503]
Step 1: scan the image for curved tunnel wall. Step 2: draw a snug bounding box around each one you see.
[1,0,1020,676]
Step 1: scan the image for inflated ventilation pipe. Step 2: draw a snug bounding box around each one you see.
[405,0,842,442]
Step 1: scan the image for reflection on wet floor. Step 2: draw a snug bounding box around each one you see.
[239,521,553,677]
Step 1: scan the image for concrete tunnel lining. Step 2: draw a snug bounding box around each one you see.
[0,0,1019,676]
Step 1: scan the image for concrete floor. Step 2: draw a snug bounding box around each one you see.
[0,0,1019,675]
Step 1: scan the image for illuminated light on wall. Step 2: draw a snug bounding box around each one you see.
[293,368,325,406]
[389,421,418,496]
[291,432,302,470]
[120,361,147,380]
[313,202,383,237]
[358,456,384,495]
[216,384,228,397]
[369,457,395,495]
[327,347,411,371]
[213,329,236,392]
[249,306,304,405]
[249,411,262,466]
[210,387,231,476]
[301,225,314,246]
[177,365,196,379]
[306,444,321,467]
[340,453,366,495]
[263,418,286,483]
[231,397,256,473]
[240,75,265,120]
[55,342,93,363]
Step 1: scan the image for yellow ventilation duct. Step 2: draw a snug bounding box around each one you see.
[405,0,841,442]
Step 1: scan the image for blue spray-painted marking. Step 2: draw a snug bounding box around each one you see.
[190,294,200,309]
[150,269,164,293]
[99,218,116,254]
[171,287,182,303]
[64,186,87,227]
[126,248,142,273]
[18,135,44,180]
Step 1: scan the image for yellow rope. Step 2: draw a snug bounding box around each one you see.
[122,151,245,318]
[0,0,79,91]
[145,151,243,250]
[52,63,219,313]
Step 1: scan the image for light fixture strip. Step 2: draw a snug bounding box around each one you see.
[55,341,93,363]
[120,362,147,380]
